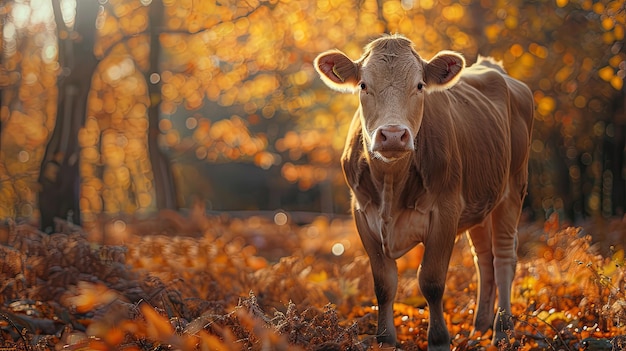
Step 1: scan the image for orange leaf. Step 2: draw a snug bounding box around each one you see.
[140,304,174,340]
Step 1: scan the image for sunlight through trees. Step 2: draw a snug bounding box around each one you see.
[0,0,625,226]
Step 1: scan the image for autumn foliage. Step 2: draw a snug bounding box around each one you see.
[1,0,626,224]
[0,211,624,350]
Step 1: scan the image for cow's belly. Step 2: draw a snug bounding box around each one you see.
[357,198,500,259]
[458,178,512,232]
[458,202,496,232]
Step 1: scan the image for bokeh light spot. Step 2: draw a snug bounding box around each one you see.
[150,73,160,84]
[274,212,288,226]
[331,243,345,256]
[18,151,29,163]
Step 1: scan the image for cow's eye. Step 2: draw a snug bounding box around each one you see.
[417,82,425,91]
[359,82,367,91]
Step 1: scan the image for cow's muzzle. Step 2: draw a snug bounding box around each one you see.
[372,124,413,158]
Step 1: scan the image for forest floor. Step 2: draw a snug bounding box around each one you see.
[0,207,625,350]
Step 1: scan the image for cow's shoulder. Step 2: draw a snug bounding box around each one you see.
[458,65,510,104]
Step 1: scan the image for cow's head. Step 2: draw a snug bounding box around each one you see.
[314,35,465,162]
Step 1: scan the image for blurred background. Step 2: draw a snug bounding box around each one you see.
[0,0,624,233]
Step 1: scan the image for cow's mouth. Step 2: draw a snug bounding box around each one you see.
[372,149,412,162]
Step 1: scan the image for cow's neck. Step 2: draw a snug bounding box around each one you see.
[369,156,411,219]
[367,156,414,258]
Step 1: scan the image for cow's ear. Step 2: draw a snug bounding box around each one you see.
[424,51,465,91]
[314,50,360,92]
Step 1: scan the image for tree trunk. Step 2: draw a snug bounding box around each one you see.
[610,85,626,216]
[39,0,100,233]
[146,0,177,210]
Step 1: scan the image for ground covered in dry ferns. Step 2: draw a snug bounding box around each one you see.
[0,210,626,350]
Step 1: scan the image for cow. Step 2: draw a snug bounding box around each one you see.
[314,34,534,350]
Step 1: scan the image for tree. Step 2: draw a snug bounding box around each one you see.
[38,0,100,232]
[146,0,176,210]
[0,0,625,225]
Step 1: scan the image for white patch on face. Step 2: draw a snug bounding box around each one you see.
[370,148,412,163]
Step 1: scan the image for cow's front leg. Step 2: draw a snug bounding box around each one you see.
[354,211,398,346]
[420,213,456,350]
[371,249,399,346]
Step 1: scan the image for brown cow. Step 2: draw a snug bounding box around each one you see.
[314,34,533,350]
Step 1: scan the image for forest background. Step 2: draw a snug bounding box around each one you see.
[1,0,626,350]
[1,0,625,233]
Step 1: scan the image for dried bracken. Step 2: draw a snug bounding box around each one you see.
[0,213,625,350]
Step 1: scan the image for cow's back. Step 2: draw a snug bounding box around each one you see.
[461,59,533,170]
[464,60,534,173]
[419,62,532,230]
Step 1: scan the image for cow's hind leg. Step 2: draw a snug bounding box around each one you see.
[467,220,496,334]
[490,183,525,344]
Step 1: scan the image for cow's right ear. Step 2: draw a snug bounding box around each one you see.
[314,50,360,92]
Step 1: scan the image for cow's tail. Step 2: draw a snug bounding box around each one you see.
[477,55,507,74]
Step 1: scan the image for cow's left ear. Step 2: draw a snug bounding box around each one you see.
[314,50,360,93]
[424,51,465,91]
